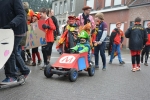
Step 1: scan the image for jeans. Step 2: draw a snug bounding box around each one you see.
[94,42,106,67]
[4,36,30,77]
[110,44,122,62]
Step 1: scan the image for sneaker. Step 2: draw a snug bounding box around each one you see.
[144,62,148,66]
[31,62,36,66]
[40,65,47,70]
[109,61,112,64]
[120,61,125,65]
[136,67,141,71]
[131,68,137,72]
[38,60,42,65]
[24,70,31,80]
[1,77,17,85]
[102,67,106,71]
[95,65,99,69]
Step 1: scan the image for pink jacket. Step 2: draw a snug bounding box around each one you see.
[77,14,95,30]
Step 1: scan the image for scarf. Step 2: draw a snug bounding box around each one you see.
[82,13,89,25]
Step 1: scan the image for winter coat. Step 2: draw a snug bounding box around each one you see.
[51,16,60,35]
[0,0,28,35]
[125,24,148,50]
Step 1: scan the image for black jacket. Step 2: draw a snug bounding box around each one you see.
[51,16,60,35]
[0,0,28,35]
[125,24,148,50]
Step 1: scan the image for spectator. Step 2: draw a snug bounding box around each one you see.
[94,12,107,71]
[77,6,95,30]
[125,17,147,72]
[0,0,30,84]
[109,22,125,65]
[141,22,150,66]
[47,8,60,40]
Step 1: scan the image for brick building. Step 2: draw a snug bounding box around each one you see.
[84,0,150,47]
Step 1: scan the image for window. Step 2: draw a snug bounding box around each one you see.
[59,20,61,25]
[144,20,150,28]
[130,21,134,27]
[60,2,63,14]
[114,0,122,6]
[105,0,111,7]
[109,23,124,35]
[64,0,67,13]
[63,20,66,24]
[87,0,94,9]
[70,0,74,12]
[55,3,57,15]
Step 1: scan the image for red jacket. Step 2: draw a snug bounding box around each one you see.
[146,28,150,45]
[45,18,56,42]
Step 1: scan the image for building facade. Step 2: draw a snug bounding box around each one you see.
[52,0,84,26]
[85,0,150,47]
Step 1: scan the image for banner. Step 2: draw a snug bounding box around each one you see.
[0,29,14,69]
[25,20,47,49]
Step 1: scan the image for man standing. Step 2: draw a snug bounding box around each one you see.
[141,22,150,66]
[0,0,30,84]
[47,9,60,40]
[94,12,107,71]
[77,6,95,30]
[125,17,147,72]
[109,22,125,65]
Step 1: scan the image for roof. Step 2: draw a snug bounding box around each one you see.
[129,0,150,7]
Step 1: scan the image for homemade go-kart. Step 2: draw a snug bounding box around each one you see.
[44,51,95,82]
[0,29,25,89]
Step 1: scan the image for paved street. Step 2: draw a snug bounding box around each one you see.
[0,43,150,100]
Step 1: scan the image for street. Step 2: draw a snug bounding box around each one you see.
[0,43,150,100]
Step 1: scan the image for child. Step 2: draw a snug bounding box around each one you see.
[31,12,42,66]
[109,22,125,65]
[141,22,150,66]
[125,17,148,72]
[71,30,91,62]
[39,8,56,69]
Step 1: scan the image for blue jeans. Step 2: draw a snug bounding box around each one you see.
[94,42,106,67]
[4,36,30,77]
[110,43,122,62]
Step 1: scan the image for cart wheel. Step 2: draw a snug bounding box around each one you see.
[88,65,95,76]
[69,68,78,82]
[44,66,53,78]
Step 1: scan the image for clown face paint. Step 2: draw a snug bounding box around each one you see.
[0,29,14,69]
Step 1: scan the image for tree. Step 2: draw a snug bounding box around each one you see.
[21,0,52,12]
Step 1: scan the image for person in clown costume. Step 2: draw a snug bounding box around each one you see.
[56,16,78,53]
[71,30,91,63]
[31,12,42,66]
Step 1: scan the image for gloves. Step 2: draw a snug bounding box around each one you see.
[42,24,47,29]
[42,24,50,29]
[47,25,50,29]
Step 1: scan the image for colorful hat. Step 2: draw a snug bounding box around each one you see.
[78,30,89,39]
[68,16,76,20]
[82,6,92,10]
[33,12,41,20]
[28,9,34,17]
